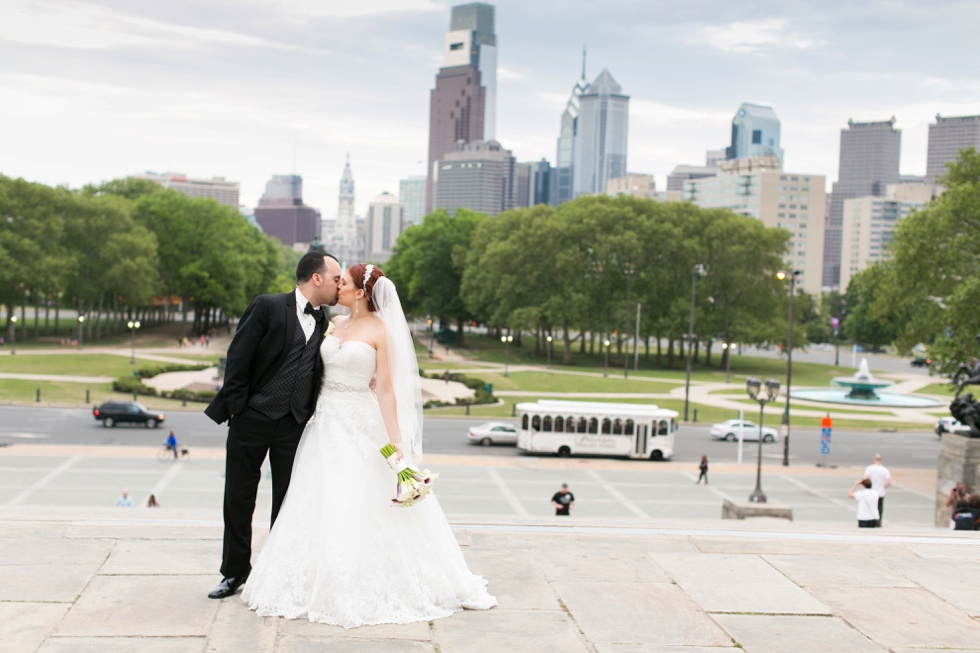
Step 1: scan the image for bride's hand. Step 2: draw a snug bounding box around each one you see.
[392,441,404,462]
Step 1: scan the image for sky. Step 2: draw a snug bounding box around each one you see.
[2,0,979,218]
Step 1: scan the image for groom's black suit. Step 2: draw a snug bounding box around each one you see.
[206,291,326,579]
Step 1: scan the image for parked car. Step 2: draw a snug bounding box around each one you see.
[467,421,518,446]
[92,401,165,428]
[935,416,969,437]
[709,419,779,443]
[910,357,932,367]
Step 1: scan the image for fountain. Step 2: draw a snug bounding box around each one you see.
[833,359,893,400]
[791,359,943,408]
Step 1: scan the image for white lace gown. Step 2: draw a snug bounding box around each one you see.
[242,334,496,627]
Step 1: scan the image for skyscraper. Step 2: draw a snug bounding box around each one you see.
[254,174,320,248]
[425,3,497,213]
[135,171,240,208]
[573,69,629,198]
[823,118,901,289]
[726,103,784,166]
[551,50,589,206]
[365,192,405,264]
[433,140,515,216]
[398,175,426,226]
[321,156,363,265]
[926,114,980,183]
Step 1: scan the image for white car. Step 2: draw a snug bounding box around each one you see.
[935,416,969,437]
[467,421,518,446]
[709,419,780,443]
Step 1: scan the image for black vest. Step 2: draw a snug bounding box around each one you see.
[248,315,319,422]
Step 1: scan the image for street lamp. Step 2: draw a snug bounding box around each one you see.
[8,315,17,355]
[683,264,706,421]
[746,377,781,503]
[721,342,735,383]
[127,320,141,364]
[501,334,513,377]
[546,335,552,369]
[77,315,85,350]
[603,339,611,377]
[623,266,634,379]
[776,270,801,467]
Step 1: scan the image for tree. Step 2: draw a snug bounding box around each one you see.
[875,148,980,371]
[843,263,906,349]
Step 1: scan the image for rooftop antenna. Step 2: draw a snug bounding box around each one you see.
[581,45,587,80]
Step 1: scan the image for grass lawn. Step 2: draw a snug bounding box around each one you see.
[469,371,677,394]
[0,378,209,410]
[917,382,957,396]
[0,354,217,377]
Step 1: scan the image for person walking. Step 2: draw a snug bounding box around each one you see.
[165,430,179,460]
[204,251,342,600]
[115,490,134,507]
[551,483,575,516]
[848,478,880,528]
[696,455,709,484]
[864,453,891,526]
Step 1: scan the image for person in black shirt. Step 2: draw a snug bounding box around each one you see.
[551,483,575,516]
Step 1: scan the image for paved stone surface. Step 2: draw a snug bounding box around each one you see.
[2,441,979,652]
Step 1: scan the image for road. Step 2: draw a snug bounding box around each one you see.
[0,406,941,469]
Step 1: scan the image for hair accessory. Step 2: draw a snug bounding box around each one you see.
[363,264,375,291]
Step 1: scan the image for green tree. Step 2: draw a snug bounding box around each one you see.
[875,148,980,370]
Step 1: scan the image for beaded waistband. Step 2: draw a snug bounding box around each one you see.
[322,380,370,393]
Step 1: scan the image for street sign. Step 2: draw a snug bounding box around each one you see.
[820,417,831,456]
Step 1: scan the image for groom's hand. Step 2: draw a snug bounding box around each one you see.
[369,377,378,391]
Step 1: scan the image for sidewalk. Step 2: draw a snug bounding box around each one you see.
[3,506,980,653]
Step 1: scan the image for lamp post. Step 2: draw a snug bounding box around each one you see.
[546,335,552,369]
[501,334,513,377]
[746,377,781,503]
[623,266,634,379]
[8,315,17,355]
[603,339,610,377]
[683,264,706,421]
[77,315,85,350]
[127,320,141,364]
[776,270,801,467]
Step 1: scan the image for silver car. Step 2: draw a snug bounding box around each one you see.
[709,419,779,443]
[467,421,518,446]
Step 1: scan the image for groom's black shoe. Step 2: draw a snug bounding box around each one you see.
[208,573,249,599]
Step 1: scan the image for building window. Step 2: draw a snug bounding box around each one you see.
[752,130,763,144]
[450,42,464,50]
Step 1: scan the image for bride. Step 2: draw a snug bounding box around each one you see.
[242,263,496,627]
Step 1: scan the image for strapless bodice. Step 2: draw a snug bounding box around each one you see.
[320,334,376,392]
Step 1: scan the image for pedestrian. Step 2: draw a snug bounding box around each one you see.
[165,430,179,460]
[696,455,709,485]
[115,489,134,507]
[147,494,160,508]
[443,370,450,384]
[848,478,879,528]
[551,483,575,516]
[864,453,891,526]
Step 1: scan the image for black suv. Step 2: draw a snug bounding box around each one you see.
[93,401,165,428]
[910,357,932,367]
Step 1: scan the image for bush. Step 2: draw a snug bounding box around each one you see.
[112,376,157,396]
[136,363,211,379]
[426,372,495,406]
[163,388,218,403]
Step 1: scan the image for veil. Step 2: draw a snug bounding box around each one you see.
[372,277,424,466]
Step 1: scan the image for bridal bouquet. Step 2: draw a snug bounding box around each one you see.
[379,443,438,507]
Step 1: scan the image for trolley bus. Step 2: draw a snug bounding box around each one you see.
[515,400,677,460]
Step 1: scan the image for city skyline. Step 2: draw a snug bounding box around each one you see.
[1,0,978,218]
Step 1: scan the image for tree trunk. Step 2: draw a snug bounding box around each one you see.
[667,338,675,369]
[562,322,573,365]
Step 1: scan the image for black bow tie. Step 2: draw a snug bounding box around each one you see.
[304,303,324,321]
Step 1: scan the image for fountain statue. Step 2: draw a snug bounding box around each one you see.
[832,359,893,400]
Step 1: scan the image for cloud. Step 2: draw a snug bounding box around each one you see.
[686,19,825,54]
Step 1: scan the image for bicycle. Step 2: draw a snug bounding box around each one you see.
[157,446,190,462]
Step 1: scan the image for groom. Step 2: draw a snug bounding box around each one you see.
[205,251,342,599]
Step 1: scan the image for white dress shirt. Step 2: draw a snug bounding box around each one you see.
[295,288,318,342]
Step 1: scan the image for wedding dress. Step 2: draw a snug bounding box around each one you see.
[242,334,496,627]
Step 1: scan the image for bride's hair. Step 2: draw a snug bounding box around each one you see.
[348,263,385,312]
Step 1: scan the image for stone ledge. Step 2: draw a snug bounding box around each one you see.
[722,498,793,521]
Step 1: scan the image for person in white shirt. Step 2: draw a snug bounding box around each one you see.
[849,478,880,528]
[115,490,134,508]
[864,454,891,526]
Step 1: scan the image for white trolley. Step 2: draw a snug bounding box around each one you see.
[515,400,677,460]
